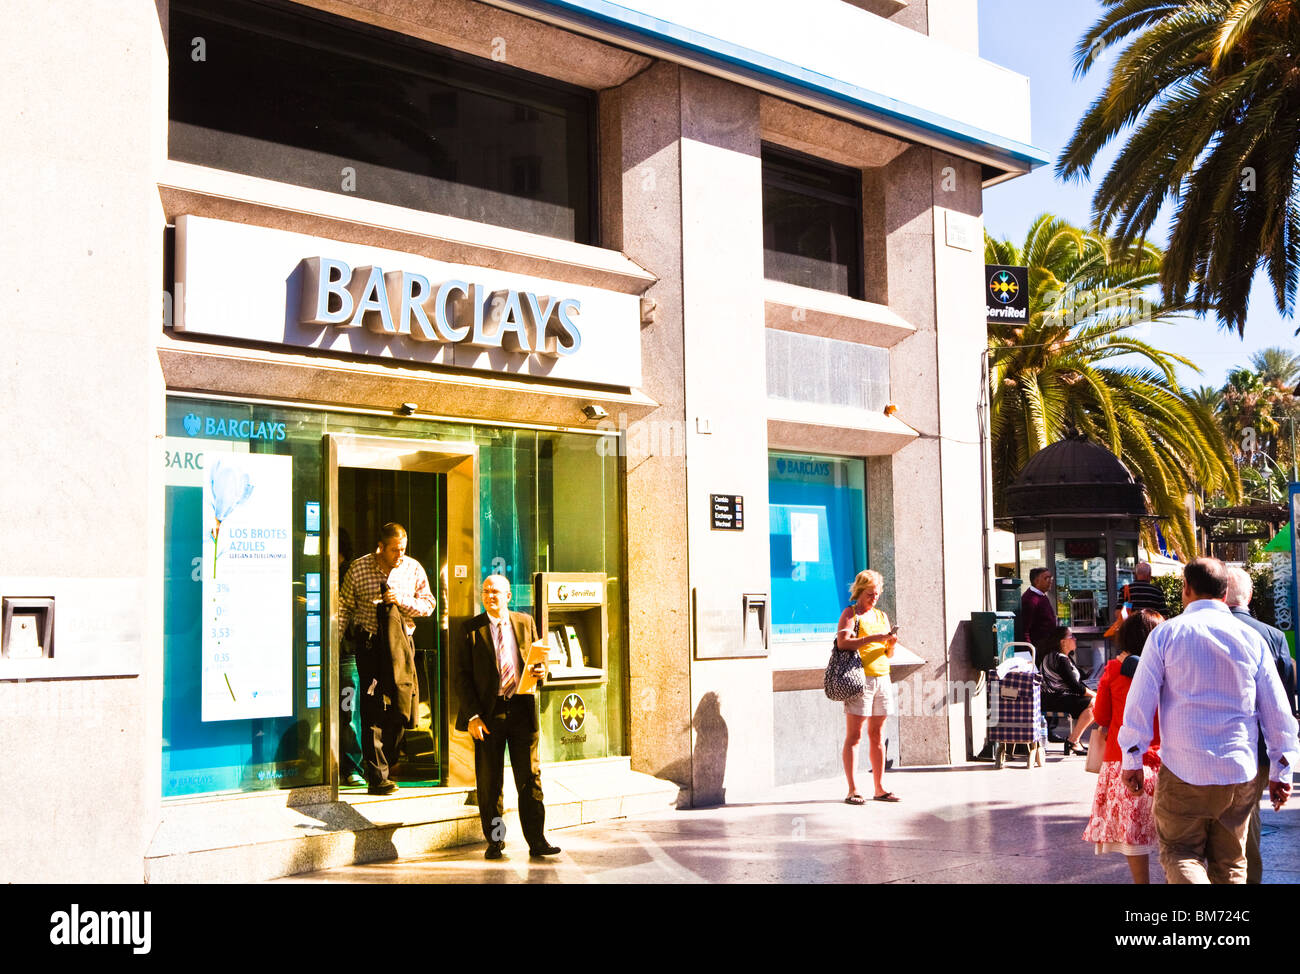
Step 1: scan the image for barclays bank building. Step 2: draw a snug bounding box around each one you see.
[1,0,1041,881]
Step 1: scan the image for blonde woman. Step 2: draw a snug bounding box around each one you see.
[838,570,900,804]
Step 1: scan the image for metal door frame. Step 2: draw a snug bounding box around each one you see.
[324,433,480,791]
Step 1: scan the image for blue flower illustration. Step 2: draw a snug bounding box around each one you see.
[209,458,254,577]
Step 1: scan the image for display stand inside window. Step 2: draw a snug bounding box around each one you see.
[534,572,607,683]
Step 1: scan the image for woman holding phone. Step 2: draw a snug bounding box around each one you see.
[838,569,900,804]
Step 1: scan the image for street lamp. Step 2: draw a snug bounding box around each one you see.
[1248,451,1285,503]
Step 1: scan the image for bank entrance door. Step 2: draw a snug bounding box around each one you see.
[325,435,478,790]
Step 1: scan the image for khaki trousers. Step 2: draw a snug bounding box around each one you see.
[1245,761,1270,884]
[1154,765,1256,884]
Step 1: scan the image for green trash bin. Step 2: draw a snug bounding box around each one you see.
[970,610,1016,671]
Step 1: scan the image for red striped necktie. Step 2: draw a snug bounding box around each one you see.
[494,621,516,699]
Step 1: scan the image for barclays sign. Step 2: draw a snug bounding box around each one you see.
[300,257,582,359]
[172,216,643,388]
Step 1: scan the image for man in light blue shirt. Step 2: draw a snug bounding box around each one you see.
[1119,557,1298,884]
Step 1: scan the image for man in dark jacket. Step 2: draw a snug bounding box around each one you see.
[1019,567,1058,663]
[1226,566,1298,883]
[456,574,559,860]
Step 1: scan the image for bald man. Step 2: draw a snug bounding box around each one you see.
[1124,562,1168,616]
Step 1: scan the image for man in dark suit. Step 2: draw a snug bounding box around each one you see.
[1226,566,1298,883]
[455,574,560,860]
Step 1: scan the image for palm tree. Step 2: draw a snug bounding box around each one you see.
[1187,384,1225,415]
[1221,365,1284,456]
[987,215,1240,559]
[1057,0,1300,336]
[1242,346,1300,464]
[1250,346,1300,389]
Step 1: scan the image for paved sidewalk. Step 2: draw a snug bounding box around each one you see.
[277,755,1299,884]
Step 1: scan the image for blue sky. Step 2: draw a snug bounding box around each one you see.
[978,0,1298,391]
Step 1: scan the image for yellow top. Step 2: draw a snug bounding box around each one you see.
[855,608,892,676]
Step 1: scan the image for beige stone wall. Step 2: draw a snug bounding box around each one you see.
[867,146,988,765]
[678,70,772,804]
[844,0,929,34]
[0,0,167,881]
[875,146,949,765]
[604,65,694,799]
[930,153,988,759]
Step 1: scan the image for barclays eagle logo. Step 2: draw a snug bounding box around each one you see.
[183,413,202,436]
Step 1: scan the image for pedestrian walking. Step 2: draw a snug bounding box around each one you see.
[1082,609,1162,883]
[1119,558,1299,884]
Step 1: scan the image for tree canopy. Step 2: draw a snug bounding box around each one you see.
[1057,0,1300,337]
[987,215,1240,558]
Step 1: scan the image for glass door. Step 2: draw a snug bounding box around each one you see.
[326,434,479,790]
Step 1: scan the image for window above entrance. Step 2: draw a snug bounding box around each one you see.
[168,0,597,244]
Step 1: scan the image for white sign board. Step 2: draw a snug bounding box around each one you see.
[175,215,643,388]
[201,452,294,722]
[789,511,821,563]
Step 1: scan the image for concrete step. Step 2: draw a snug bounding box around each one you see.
[144,757,678,882]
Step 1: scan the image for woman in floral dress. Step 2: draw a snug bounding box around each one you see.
[1082,609,1163,883]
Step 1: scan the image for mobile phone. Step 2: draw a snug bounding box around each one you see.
[889,625,900,635]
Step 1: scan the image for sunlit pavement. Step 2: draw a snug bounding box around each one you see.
[277,754,1298,884]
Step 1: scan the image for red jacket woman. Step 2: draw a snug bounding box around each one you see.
[1082,609,1163,883]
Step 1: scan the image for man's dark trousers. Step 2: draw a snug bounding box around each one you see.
[357,639,405,786]
[474,694,546,847]
[339,651,365,780]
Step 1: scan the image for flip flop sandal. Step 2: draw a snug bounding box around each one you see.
[873,792,901,802]
[844,794,867,805]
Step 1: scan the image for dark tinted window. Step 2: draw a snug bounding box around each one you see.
[762,145,862,298]
[170,1,596,243]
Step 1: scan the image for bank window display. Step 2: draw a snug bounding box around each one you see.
[169,0,597,243]
[162,398,626,798]
[162,401,325,797]
[761,144,864,298]
[769,453,867,638]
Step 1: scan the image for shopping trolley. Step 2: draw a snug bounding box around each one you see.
[986,644,1048,769]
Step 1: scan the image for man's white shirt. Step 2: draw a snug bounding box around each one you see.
[1119,600,1298,784]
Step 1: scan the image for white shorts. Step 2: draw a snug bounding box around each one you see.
[844,675,895,717]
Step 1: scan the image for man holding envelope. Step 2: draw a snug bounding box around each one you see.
[456,573,560,860]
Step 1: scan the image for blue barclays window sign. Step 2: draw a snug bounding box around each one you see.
[178,409,287,442]
[772,457,833,480]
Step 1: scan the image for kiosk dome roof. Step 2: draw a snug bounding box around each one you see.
[1005,435,1146,519]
